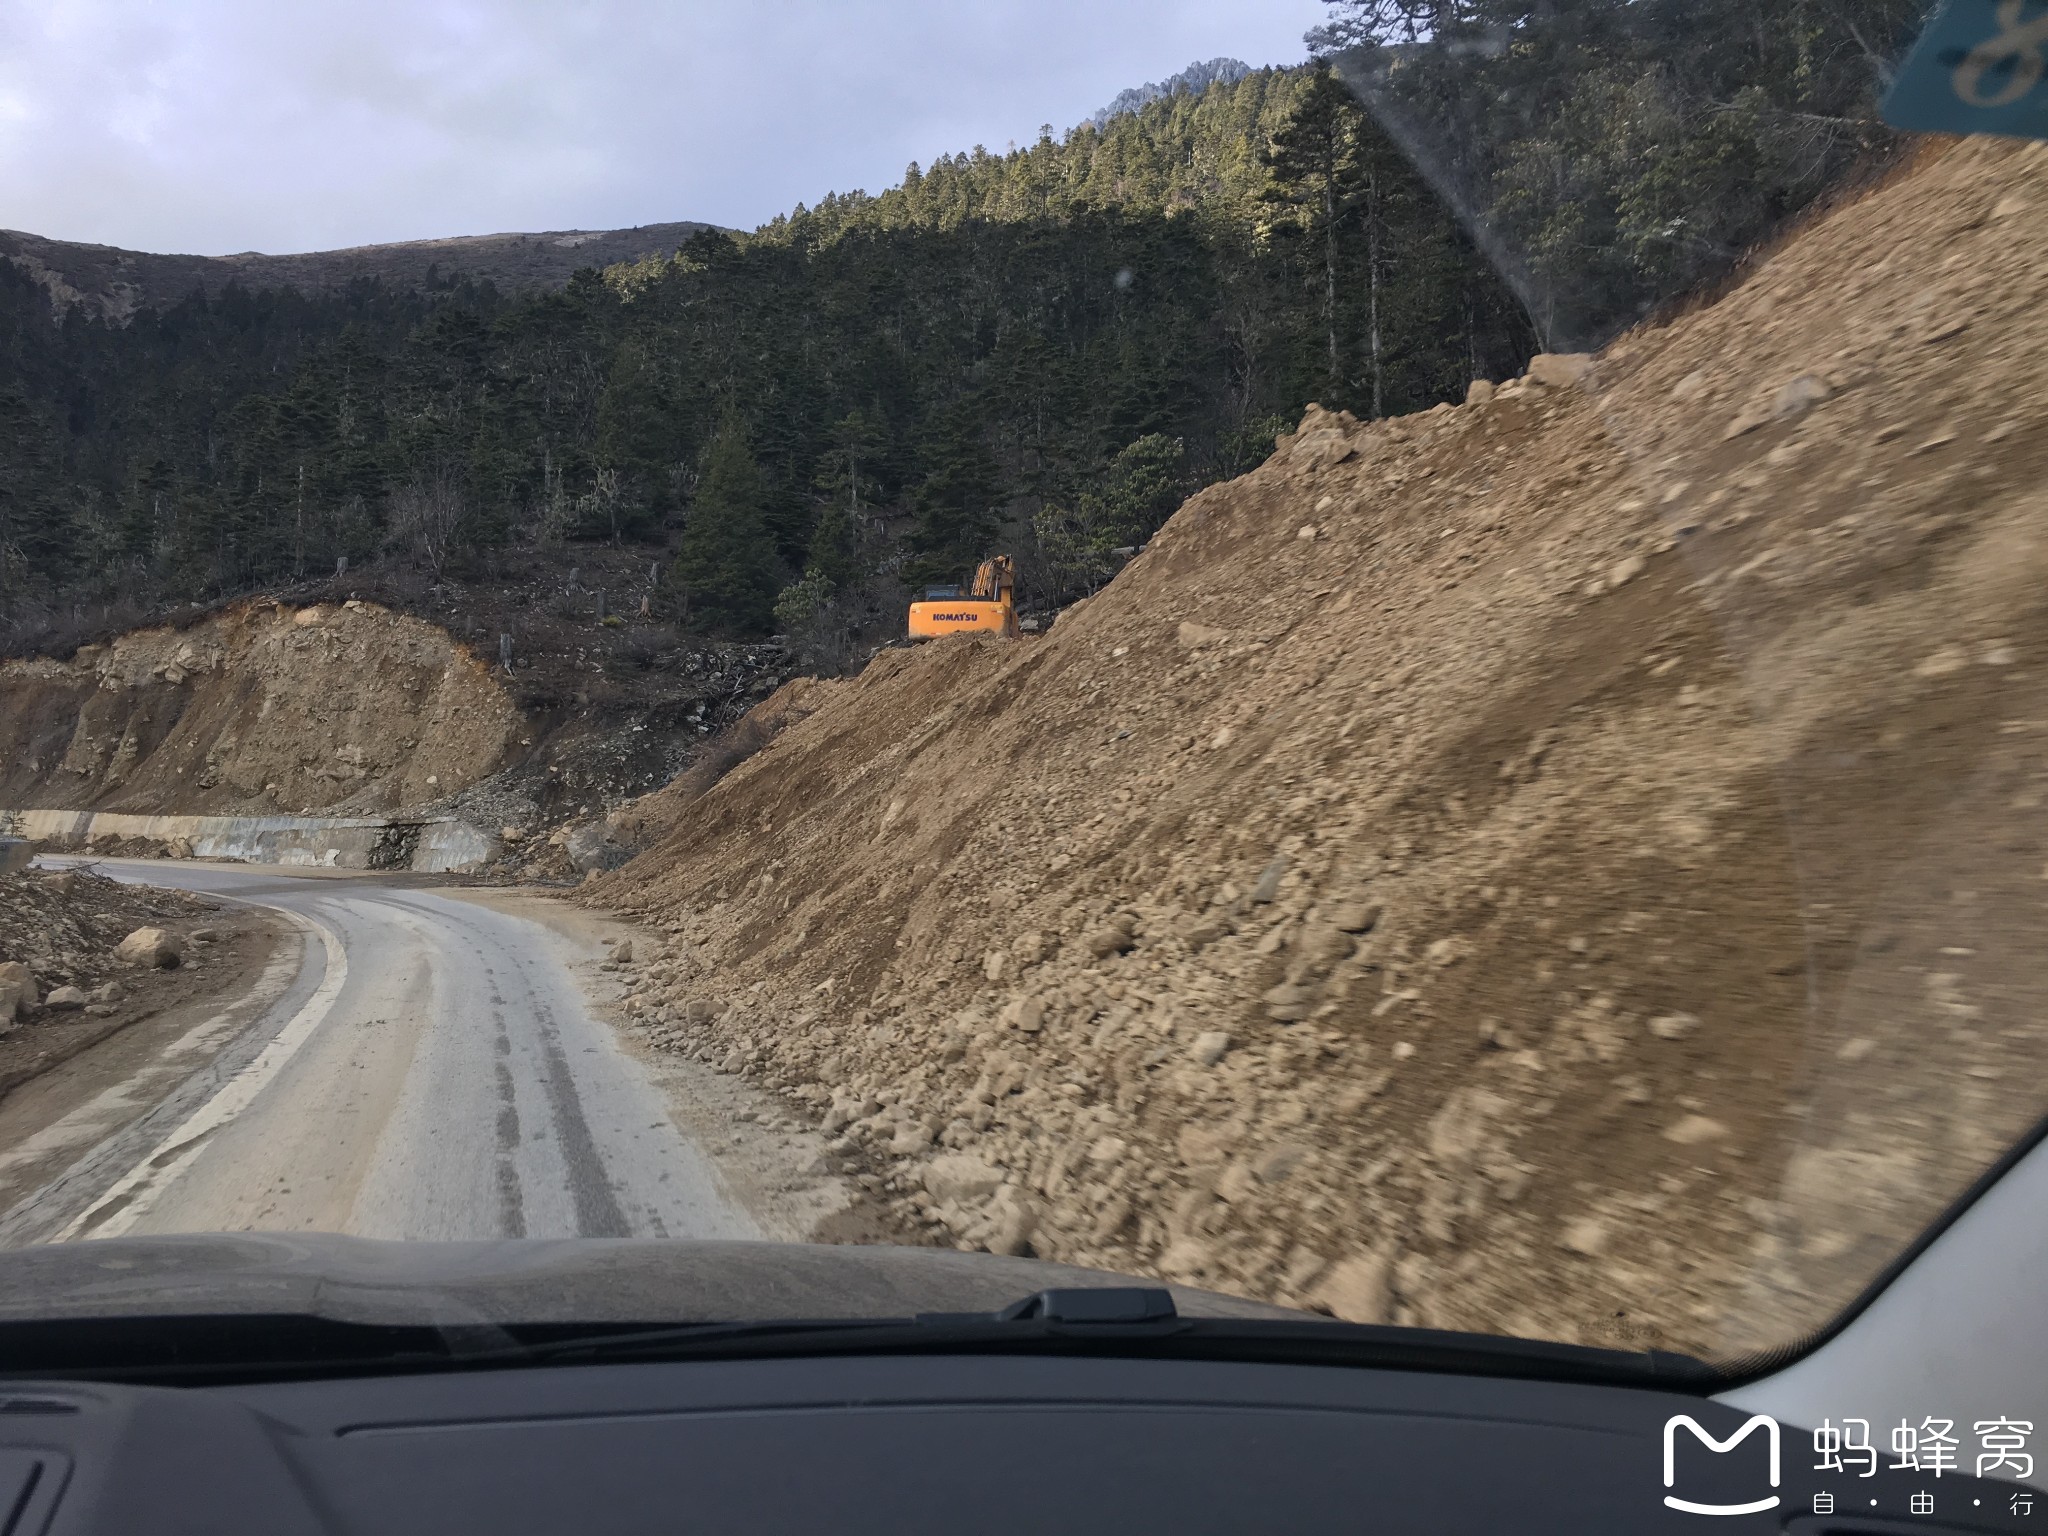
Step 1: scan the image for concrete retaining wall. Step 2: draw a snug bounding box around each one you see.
[6,809,500,874]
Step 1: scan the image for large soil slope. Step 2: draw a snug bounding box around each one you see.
[594,136,2048,1360]
[0,601,520,815]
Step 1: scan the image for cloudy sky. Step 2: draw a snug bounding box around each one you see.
[0,0,1328,256]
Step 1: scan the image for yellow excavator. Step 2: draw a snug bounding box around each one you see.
[907,555,1020,640]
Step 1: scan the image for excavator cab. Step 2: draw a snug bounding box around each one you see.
[907,555,1020,640]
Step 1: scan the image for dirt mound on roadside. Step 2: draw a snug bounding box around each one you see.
[0,600,522,816]
[595,136,2048,1361]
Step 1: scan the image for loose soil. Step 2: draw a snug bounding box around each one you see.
[589,136,2048,1363]
[0,865,289,1108]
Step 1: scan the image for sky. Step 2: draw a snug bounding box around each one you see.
[0,0,1329,256]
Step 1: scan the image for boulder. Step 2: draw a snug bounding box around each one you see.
[1312,1251,1394,1324]
[1772,373,1832,419]
[42,985,87,1011]
[1084,928,1135,960]
[1250,855,1289,904]
[0,962,36,1022]
[563,822,628,874]
[1465,378,1496,406]
[922,1154,1004,1206]
[1526,352,1594,388]
[114,928,185,969]
[1328,900,1382,935]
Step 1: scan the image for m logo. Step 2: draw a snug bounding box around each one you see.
[1663,1414,1782,1516]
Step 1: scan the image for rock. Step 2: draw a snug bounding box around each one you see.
[1296,924,1354,972]
[1176,1121,1236,1166]
[163,836,195,860]
[720,1049,746,1074]
[1086,1135,1127,1170]
[1250,855,1289,904]
[1296,524,1319,542]
[1465,378,1495,406]
[0,973,32,1023]
[988,1193,1038,1257]
[1526,352,1593,388]
[1312,1251,1393,1324]
[1647,1012,1699,1040]
[1663,1114,1729,1146]
[1608,554,1646,588]
[1002,997,1045,1033]
[189,927,219,943]
[1560,1216,1610,1256]
[114,928,184,969]
[683,999,721,1025]
[1091,1194,1133,1241]
[500,826,526,844]
[1010,929,1049,964]
[982,949,1009,983]
[1084,928,1135,960]
[90,981,121,1004]
[1328,900,1382,934]
[1772,374,1832,419]
[43,985,87,1011]
[612,940,633,964]
[1261,982,1317,1022]
[1670,369,1710,403]
[1190,1030,1233,1067]
[1291,427,1357,470]
[563,821,626,874]
[1721,405,1770,440]
[1914,645,1968,679]
[923,1154,1002,1204]
[1283,1246,1328,1291]
[1255,1143,1309,1184]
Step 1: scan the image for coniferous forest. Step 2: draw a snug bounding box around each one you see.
[0,0,1929,657]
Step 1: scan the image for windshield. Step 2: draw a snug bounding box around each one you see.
[0,0,2042,1376]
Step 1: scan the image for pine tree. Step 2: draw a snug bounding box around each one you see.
[905,402,1001,590]
[1260,63,1367,401]
[671,417,780,636]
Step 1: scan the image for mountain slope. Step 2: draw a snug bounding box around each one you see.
[0,220,717,322]
[590,135,2048,1360]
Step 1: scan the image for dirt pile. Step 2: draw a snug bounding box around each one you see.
[0,863,273,1097]
[593,136,2048,1360]
[0,600,522,816]
[5,541,799,854]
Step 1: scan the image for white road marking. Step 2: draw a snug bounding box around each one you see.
[57,909,349,1241]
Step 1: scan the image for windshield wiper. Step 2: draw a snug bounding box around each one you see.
[449,1288,1723,1390]
[0,1290,1720,1389]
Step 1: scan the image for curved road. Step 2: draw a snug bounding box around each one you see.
[0,860,760,1247]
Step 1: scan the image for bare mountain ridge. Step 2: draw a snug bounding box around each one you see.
[0,219,719,323]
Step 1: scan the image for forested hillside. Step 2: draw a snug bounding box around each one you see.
[0,0,1927,660]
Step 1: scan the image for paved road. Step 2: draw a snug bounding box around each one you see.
[0,860,760,1246]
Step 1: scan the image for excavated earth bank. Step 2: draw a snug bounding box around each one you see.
[1,600,521,818]
[606,137,2041,1357]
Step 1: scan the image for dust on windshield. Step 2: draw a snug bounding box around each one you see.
[0,0,2043,1367]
